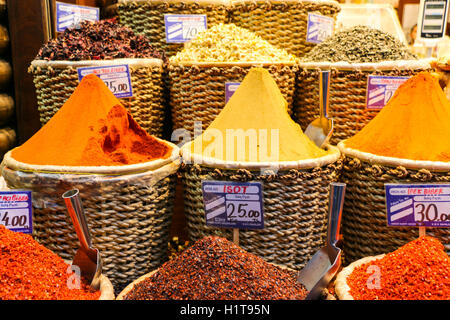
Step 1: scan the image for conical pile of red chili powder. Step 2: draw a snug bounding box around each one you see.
[124,236,308,300]
[11,74,171,167]
[0,225,101,300]
[347,236,450,300]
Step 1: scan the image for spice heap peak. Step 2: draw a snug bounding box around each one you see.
[190,67,328,162]
[344,72,450,162]
[124,236,308,300]
[347,235,450,300]
[11,74,171,166]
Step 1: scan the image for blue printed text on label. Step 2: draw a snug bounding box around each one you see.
[164,14,207,43]
[56,2,99,32]
[366,75,410,109]
[225,82,240,103]
[0,191,33,234]
[306,13,334,44]
[385,184,450,228]
[202,181,264,230]
[77,65,133,98]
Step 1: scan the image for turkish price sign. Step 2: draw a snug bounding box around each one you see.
[366,75,410,109]
[77,64,133,98]
[55,2,99,32]
[202,181,264,230]
[0,191,33,234]
[225,82,240,103]
[385,184,450,227]
[306,13,334,44]
[164,14,207,43]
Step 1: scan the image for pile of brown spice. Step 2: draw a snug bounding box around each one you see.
[346,236,450,300]
[0,225,101,300]
[124,236,308,300]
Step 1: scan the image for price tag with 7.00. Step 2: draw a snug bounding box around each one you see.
[0,191,33,234]
[385,184,450,227]
[202,181,264,230]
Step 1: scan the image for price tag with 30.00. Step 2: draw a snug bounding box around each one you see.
[385,183,450,227]
[202,181,264,230]
[0,191,33,234]
[77,64,133,98]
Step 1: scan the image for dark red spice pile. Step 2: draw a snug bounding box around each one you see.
[0,225,100,300]
[36,18,166,62]
[124,236,308,300]
[347,235,450,300]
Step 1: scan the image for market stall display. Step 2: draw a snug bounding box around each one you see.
[117,0,229,57]
[169,23,298,133]
[295,25,431,144]
[334,236,450,300]
[0,225,115,300]
[29,19,167,137]
[1,75,180,291]
[117,236,308,300]
[338,72,450,263]
[180,68,341,269]
[229,0,341,57]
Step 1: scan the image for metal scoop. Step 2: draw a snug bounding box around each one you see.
[63,189,102,291]
[304,70,334,148]
[297,182,346,300]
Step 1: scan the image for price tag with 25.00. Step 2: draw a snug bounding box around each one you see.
[202,181,264,230]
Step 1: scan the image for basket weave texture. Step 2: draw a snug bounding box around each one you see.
[117,0,229,57]
[1,164,178,292]
[229,0,341,57]
[181,158,342,270]
[29,60,166,137]
[169,63,298,133]
[340,153,450,264]
[294,64,431,145]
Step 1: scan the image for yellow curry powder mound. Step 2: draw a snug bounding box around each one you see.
[345,72,450,162]
[190,68,329,162]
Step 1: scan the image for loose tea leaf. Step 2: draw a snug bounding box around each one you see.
[303,26,417,63]
[36,18,166,62]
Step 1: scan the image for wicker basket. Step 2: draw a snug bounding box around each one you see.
[179,143,342,270]
[229,0,341,58]
[117,0,229,57]
[0,142,180,291]
[338,141,450,264]
[29,58,167,138]
[294,60,432,145]
[169,61,298,133]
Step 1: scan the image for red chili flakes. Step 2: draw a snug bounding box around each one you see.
[124,236,308,300]
[347,235,450,300]
[0,225,100,300]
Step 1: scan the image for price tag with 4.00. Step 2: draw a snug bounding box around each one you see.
[202,181,264,230]
[0,191,33,234]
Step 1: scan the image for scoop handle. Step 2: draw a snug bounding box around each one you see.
[319,70,331,119]
[63,189,92,250]
[327,182,346,247]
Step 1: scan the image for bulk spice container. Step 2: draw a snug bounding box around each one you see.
[29,19,168,137]
[337,72,450,263]
[179,68,341,270]
[229,0,341,58]
[0,225,115,300]
[294,26,431,144]
[169,23,298,134]
[117,0,229,57]
[1,75,180,291]
[334,236,450,300]
[116,236,309,300]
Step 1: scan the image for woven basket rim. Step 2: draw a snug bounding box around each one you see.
[118,0,230,4]
[2,139,180,175]
[334,254,385,300]
[297,59,432,71]
[168,60,298,67]
[180,142,340,170]
[338,141,450,171]
[30,58,164,69]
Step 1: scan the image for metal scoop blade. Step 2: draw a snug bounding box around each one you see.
[304,70,334,148]
[297,182,346,300]
[63,189,102,291]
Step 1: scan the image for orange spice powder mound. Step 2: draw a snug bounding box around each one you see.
[11,74,171,167]
[344,72,450,162]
